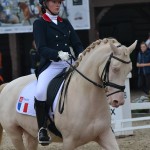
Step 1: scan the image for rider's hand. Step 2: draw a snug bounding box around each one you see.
[58,51,70,61]
[78,53,83,58]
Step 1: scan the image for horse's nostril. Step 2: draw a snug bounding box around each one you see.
[113,100,118,104]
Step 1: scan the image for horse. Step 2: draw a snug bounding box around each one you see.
[0,38,137,150]
[0,4,19,24]
[18,2,41,25]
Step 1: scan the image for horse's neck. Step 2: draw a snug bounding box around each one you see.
[75,57,98,84]
[70,50,108,107]
[75,47,110,84]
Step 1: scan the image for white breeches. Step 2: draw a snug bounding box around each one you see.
[35,60,73,101]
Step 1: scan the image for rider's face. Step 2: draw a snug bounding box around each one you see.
[46,0,62,15]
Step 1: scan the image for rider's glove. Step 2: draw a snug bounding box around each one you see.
[78,53,83,58]
[58,50,70,61]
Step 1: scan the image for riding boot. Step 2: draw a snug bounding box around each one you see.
[34,98,51,146]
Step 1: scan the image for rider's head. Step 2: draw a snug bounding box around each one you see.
[39,0,64,15]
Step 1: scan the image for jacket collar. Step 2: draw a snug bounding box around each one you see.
[42,13,63,22]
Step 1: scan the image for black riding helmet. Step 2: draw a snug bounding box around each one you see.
[39,0,64,14]
[39,0,64,5]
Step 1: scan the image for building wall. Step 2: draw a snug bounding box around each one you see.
[0,34,12,82]
[89,0,150,42]
[92,0,150,7]
[89,0,150,89]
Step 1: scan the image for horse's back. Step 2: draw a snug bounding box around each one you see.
[1,74,36,94]
[0,74,36,126]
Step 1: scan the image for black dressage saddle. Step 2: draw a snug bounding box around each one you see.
[46,67,72,138]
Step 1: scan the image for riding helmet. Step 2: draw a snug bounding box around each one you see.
[39,0,64,5]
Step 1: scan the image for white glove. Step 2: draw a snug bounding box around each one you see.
[78,53,83,58]
[58,51,70,61]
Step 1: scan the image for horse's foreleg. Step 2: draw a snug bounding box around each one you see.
[96,128,120,150]
[24,131,38,150]
[63,138,76,150]
[6,126,26,150]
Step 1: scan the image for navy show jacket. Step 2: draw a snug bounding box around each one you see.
[33,13,83,76]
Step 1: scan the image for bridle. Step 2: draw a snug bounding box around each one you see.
[58,50,131,114]
[100,53,131,96]
[66,52,131,97]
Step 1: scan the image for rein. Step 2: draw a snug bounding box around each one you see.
[66,53,131,97]
[58,52,131,113]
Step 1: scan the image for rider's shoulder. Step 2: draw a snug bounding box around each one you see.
[33,17,46,25]
[63,18,70,23]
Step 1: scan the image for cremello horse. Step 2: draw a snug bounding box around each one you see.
[0,38,137,150]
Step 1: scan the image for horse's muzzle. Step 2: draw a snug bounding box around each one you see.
[108,92,125,108]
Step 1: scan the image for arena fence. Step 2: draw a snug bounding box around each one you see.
[111,73,150,136]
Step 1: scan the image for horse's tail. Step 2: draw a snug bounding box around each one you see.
[0,83,7,144]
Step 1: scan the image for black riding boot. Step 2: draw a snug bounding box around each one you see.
[34,99,51,146]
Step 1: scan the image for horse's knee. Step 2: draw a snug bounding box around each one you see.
[63,138,76,150]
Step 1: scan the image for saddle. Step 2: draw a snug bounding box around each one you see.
[46,67,72,138]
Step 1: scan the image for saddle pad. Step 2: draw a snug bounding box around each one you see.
[16,80,64,117]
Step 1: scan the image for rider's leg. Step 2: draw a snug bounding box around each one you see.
[34,98,50,146]
[34,61,70,145]
[34,62,63,145]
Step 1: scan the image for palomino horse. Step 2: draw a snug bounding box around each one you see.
[18,2,41,25]
[0,38,137,150]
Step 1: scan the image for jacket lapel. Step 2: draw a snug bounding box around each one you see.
[42,13,67,35]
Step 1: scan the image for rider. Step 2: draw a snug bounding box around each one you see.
[33,0,83,145]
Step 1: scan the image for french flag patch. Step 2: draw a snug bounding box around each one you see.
[17,97,29,113]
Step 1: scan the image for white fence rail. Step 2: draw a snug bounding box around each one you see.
[131,102,150,110]
[111,73,150,136]
[112,116,150,133]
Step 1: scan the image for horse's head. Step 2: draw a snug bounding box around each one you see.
[98,39,137,108]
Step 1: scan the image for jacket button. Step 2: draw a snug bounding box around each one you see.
[65,43,67,46]
[56,35,58,38]
[57,44,59,46]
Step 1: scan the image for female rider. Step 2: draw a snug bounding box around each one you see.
[33,0,83,145]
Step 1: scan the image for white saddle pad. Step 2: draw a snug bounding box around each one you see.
[16,80,64,117]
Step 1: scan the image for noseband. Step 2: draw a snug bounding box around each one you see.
[67,52,131,97]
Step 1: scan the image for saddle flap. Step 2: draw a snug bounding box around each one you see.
[46,67,71,112]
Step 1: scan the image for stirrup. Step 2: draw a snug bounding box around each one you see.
[38,127,51,146]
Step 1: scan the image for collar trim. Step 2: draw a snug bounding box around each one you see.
[42,13,63,22]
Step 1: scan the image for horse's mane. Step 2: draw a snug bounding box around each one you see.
[74,38,119,67]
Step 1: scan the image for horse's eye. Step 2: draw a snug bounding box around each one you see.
[112,67,120,72]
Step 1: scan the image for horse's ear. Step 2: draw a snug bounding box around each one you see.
[109,42,119,55]
[128,40,138,54]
